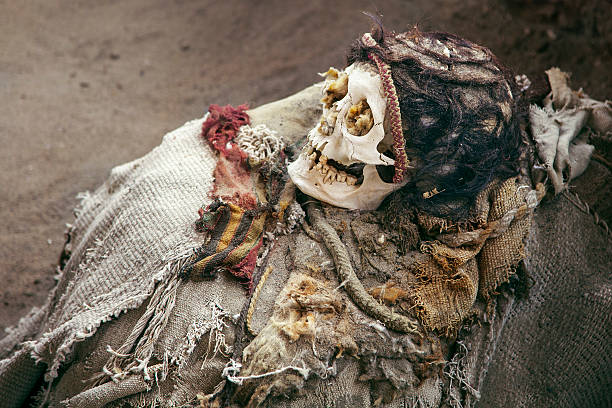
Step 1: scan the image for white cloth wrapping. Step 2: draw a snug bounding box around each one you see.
[529,67,611,194]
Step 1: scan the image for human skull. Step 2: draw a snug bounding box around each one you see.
[288,63,407,210]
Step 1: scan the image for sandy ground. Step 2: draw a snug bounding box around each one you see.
[1,0,610,331]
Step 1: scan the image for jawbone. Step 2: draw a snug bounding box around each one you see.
[288,152,406,211]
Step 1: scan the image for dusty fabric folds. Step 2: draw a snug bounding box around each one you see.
[0,77,608,407]
[399,178,543,332]
[0,85,326,408]
[446,195,612,408]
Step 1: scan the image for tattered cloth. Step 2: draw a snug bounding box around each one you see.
[405,178,543,332]
[529,67,611,194]
[180,105,264,287]
[0,81,609,408]
[211,176,545,406]
[182,104,282,288]
[201,103,250,162]
[196,105,545,334]
[367,178,545,334]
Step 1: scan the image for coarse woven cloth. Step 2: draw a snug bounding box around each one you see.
[0,118,217,406]
[446,194,611,408]
[409,178,537,333]
[481,194,611,407]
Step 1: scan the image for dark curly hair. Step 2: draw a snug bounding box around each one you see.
[348,24,522,220]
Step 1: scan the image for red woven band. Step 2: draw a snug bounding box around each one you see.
[361,33,408,183]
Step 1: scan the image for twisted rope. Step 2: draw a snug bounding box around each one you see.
[246,266,274,336]
[362,32,409,183]
[306,202,419,333]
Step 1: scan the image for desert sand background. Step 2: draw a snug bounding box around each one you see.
[1,0,610,331]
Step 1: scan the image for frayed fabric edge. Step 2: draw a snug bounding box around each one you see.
[171,300,234,370]
[26,248,198,385]
[0,306,46,358]
[444,341,480,408]
[61,363,166,408]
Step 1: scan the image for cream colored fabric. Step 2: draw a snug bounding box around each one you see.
[529,67,611,194]
[0,117,219,406]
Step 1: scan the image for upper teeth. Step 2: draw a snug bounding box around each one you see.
[302,144,358,186]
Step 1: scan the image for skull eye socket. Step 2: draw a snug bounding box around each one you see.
[377,117,395,160]
[346,99,374,136]
[321,72,348,109]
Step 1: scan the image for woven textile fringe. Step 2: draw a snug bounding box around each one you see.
[171,300,233,369]
[445,341,481,408]
[94,260,186,385]
[32,237,201,385]
[62,364,166,408]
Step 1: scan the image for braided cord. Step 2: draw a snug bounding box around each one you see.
[362,33,409,183]
[307,202,419,333]
[246,265,274,336]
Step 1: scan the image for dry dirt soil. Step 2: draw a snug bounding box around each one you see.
[1,0,610,331]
